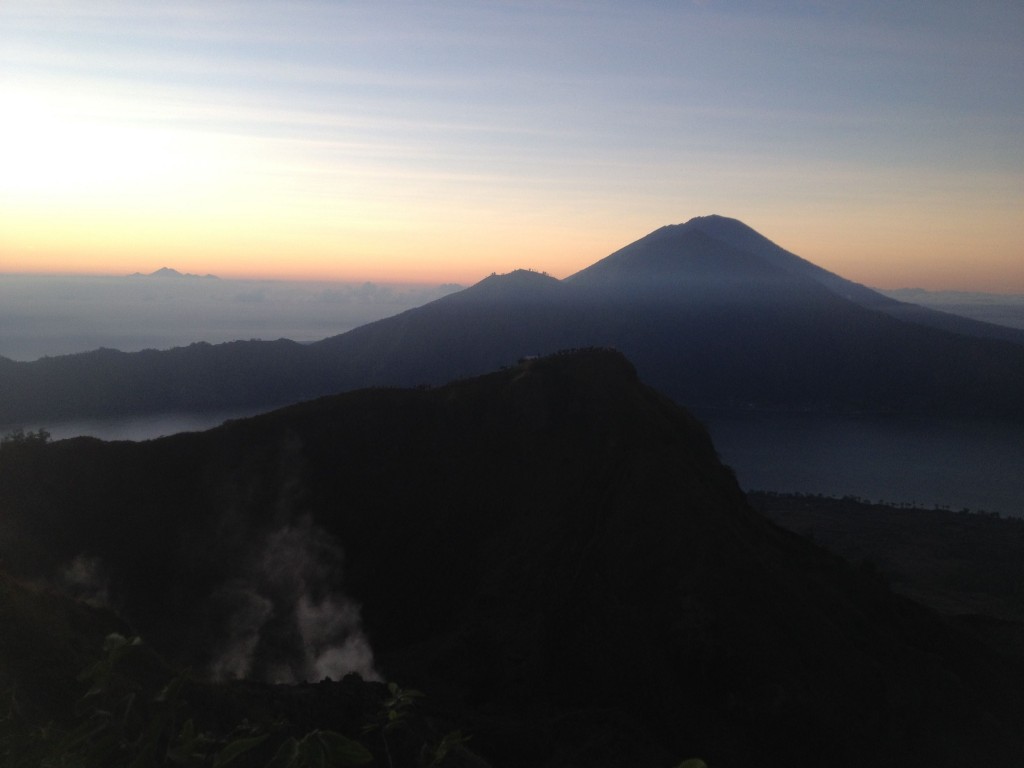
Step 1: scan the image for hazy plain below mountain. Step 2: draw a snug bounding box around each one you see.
[881,288,1024,331]
[3,350,1021,767]
[0,272,460,361]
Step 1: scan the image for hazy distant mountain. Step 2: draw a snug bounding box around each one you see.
[3,215,1024,423]
[128,266,219,279]
[3,350,1021,767]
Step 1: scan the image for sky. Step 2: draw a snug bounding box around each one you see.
[1,1,1022,290]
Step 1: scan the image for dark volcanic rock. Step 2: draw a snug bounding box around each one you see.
[1,350,1022,767]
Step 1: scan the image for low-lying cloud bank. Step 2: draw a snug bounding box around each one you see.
[0,274,460,361]
[881,288,1024,330]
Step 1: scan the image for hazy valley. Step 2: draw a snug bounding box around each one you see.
[0,272,461,362]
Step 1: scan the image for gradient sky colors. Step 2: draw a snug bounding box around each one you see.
[2,1,1022,290]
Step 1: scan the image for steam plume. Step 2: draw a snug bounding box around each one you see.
[209,515,378,683]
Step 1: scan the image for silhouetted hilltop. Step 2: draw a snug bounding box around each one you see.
[128,267,219,279]
[2,350,1021,767]
[4,215,1024,422]
[568,224,792,288]
[309,269,581,387]
[451,268,562,300]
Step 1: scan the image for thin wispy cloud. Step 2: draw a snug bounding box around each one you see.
[2,0,1021,288]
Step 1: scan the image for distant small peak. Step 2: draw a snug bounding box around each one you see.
[636,215,755,240]
[448,268,563,303]
[681,214,747,229]
[129,267,219,279]
[490,268,554,279]
[475,269,559,287]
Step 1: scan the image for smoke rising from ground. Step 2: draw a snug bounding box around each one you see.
[208,587,274,682]
[209,516,379,684]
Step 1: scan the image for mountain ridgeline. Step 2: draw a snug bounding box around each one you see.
[3,215,1024,423]
[2,350,1022,767]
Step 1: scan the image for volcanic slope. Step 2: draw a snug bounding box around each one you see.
[3,216,1024,422]
[318,221,1024,416]
[678,214,1024,346]
[1,350,1021,767]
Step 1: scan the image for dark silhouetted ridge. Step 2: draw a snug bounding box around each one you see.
[447,268,564,301]
[2,350,1022,767]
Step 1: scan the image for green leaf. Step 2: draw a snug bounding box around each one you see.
[178,717,195,745]
[168,718,207,764]
[155,674,187,704]
[266,737,300,768]
[102,633,130,653]
[316,731,373,766]
[76,660,107,684]
[213,734,269,768]
[427,730,470,767]
[126,737,159,768]
[675,760,708,768]
[297,732,328,768]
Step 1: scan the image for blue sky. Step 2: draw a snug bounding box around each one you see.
[2,1,1022,289]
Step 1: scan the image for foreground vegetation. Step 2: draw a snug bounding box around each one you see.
[1,625,479,768]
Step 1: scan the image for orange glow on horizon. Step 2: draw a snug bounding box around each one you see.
[3,201,1023,292]
[5,233,1023,293]
[3,3,1022,295]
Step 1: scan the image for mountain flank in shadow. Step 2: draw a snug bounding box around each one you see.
[1,350,1021,767]
[3,215,1024,423]
[673,215,1024,346]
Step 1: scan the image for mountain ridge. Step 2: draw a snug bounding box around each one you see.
[3,215,1024,423]
[311,229,1024,417]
